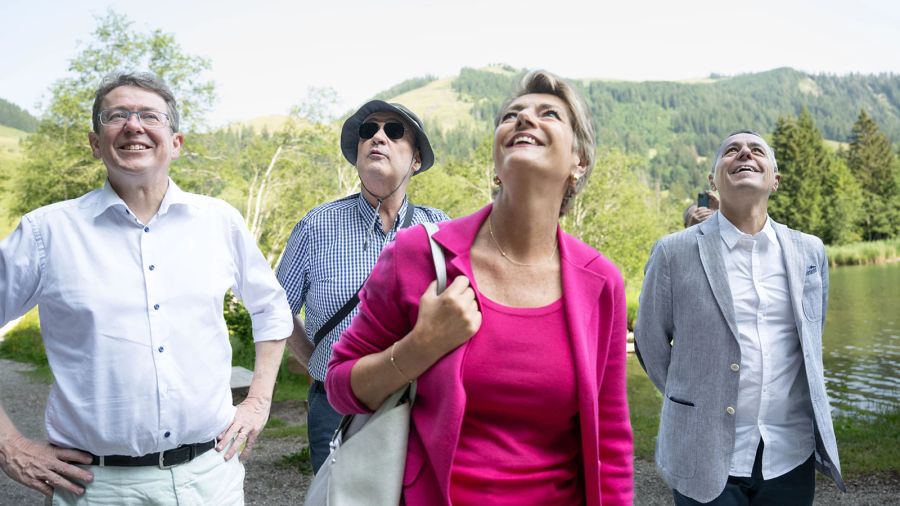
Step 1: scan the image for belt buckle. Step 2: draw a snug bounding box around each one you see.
[158,445,191,470]
[159,449,177,470]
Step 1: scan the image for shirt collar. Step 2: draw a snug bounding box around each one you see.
[718,212,776,250]
[91,180,127,217]
[157,178,197,215]
[354,192,410,232]
[91,177,196,218]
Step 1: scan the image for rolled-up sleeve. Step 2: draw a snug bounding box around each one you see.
[275,219,311,316]
[0,217,44,326]
[229,209,292,342]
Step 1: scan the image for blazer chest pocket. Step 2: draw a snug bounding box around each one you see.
[801,271,823,322]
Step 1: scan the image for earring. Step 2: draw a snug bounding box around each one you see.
[568,173,580,188]
[493,175,502,186]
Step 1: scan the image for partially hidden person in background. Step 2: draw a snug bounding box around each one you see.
[684,191,719,228]
[275,100,448,472]
[635,130,845,505]
[327,70,633,505]
[0,71,292,505]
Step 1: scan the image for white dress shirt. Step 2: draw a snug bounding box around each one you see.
[718,214,815,479]
[0,179,292,456]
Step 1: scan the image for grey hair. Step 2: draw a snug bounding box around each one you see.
[495,70,595,216]
[92,71,180,133]
[711,129,778,174]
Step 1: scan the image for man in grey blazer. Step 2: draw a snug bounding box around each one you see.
[635,130,845,504]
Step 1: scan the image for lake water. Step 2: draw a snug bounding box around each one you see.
[823,263,899,416]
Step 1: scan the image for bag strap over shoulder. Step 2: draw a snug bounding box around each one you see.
[312,203,418,349]
[421,222,446,294]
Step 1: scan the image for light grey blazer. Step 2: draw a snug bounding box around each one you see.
[634,212,845,502]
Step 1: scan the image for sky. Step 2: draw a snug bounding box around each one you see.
[2,0,899,127]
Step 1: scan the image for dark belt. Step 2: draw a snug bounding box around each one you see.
[89,440,216,469]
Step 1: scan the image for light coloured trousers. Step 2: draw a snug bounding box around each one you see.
[48,443,245,506]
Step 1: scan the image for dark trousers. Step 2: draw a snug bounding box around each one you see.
[674,441,816,506]
[307,380,344,473]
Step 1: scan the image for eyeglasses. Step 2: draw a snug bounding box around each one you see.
[98,109,171,129]
[358,121,405,140]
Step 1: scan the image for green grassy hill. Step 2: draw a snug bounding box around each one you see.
[0,98,38,132]
[364,65,900,195]
[405,66,900,148]
[0,125,27,237]
[229,115,293,134]
[390,77,479,131]
[0,124,27,163]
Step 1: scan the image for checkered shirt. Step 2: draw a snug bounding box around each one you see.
[275,192,449,380]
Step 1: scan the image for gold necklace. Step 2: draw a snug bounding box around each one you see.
[487,213,558,267]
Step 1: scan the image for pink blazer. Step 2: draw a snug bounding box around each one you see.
[327,205,633,505]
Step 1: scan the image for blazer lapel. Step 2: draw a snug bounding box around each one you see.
[697,214,740,342]
[417,205,485,497]
[559,233,607,462]
[773,221,807,337]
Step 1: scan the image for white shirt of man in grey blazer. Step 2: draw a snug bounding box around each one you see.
[635,131,845,505]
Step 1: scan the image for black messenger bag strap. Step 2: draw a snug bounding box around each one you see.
[312,203,418,349]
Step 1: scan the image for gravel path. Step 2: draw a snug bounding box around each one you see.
[1,358,896,505]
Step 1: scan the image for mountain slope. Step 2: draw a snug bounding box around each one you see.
[378,66,900,153]
[0,124,27,163]
[0,98,38,132]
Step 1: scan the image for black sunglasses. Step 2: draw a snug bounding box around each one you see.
[359,121,405,140]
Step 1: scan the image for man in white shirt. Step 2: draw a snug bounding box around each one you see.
[0,72,292,504]
[635,131,845,504]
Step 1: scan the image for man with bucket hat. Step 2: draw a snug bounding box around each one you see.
[275,100,448,472]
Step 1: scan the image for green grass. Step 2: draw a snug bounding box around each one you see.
[822,139,850,152]
[826,239,900,267]
[265,422,308,439]
[229,115,304,134]
[274,366,310,403]
[0,308,54,383]
[278,446,314,475]
[0,124,27,163]
[832,408,900,476]
[625,285,641,331]
[0,308,45,365]
[391,77,479,131]
[0,123,26,237]
[263,417,307,439]
[627,356,663,461]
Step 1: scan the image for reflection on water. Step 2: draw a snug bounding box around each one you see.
[823,263,899,416]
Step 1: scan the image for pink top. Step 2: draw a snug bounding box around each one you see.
[451,296,584,506]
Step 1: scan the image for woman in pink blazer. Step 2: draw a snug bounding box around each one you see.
[327,70,633,505]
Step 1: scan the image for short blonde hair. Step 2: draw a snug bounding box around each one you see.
[495,70,596,216]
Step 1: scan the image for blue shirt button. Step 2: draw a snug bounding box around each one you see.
[144,226,150,232]
[164,431,171,438]
[153,304,160,310]
[158,346,164,353]
[149,265,155,271]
